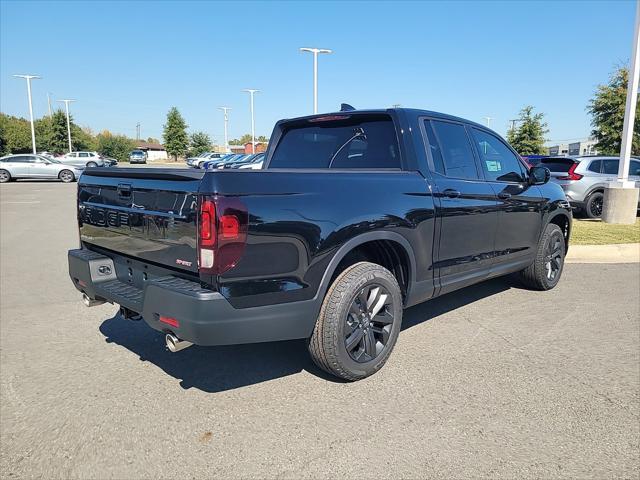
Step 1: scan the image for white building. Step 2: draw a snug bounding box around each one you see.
[135,141,168,161]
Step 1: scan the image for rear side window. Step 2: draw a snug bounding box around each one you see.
[269,115,400,169]
[602,159,619,175]
[426,120,479,180]
[630,160,640,176]
[471,128,525,182]
[587,160,602,173]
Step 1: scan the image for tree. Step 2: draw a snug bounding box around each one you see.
[506,106,548,155]
[257,135,269,143]
[48,110,72,154]
[588,66,640,155]
[96,130,136,161]
[229,133,253,145]
[146,136,160,144]
[162,107,188,161]
[188,131,211,157]
[0,113,31,154]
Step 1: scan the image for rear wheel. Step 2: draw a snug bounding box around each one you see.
[307,262,403,381]
[519,223,565,290]
[0,169,11,183]
[58,169,75,183]
[86,161,98,168]
[585,191,604,219]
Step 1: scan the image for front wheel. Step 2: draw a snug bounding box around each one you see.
[86,161,98,168]
[307,262,403,381]
[58,169,75,183]
[519,223,566,290]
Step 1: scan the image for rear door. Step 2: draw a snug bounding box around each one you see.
[468,127,544,271]
[422,119,498,294]
[78,169,204,274]
[5,155,31,176]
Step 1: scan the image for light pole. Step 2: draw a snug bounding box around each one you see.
[300,47,332,114]
[218,106,231,152]
[242,89,259,153]
[13,74,41,154]
[57,99,76,153]
[483,116,493,127]
[603,0,640,224]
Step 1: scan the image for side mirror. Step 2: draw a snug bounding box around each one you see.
[529,166,550,185]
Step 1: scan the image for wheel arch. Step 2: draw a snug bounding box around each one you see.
[545,211,572,252]
[315,231,417,306]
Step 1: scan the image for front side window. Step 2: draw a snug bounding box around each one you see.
[426,120,479,180]
[269,115,400,169]
[471,128,525,182]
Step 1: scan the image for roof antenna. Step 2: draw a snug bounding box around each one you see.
[340,103,355,112]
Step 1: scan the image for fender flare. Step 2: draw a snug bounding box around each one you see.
[542,209,572,250]
[313,231,418,303]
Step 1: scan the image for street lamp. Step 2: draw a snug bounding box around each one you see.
[242,89,259,153]
[300,47,332,114]
[218,106,231,153]
[483,116,493,127]
[57,99,76,153]
[13,74,41,154]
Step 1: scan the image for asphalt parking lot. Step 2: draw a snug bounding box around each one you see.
[1,181,638,479]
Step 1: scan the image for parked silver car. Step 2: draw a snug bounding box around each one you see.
[61,151,105,168]
[129,150,147,164]
[541,156,640,218]
[0,154,84,183]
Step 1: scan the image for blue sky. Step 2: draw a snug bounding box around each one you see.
[0,0,636,144]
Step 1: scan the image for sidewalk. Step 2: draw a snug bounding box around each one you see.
[566,243,640,263]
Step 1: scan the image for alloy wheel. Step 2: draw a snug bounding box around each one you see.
[59,171,74,182]
[0,170,9,182]
[344,284,395,363]
[590,196,603,217]
[544,233,563,281]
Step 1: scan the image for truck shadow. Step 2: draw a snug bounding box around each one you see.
[98,276,515,393]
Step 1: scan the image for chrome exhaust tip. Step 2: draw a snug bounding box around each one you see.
[165,333,193,353]
[82,293,105,307]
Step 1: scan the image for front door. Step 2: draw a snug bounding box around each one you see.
[468,127,544,274]
[423,119,499,294]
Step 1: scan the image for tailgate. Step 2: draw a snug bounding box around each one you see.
[78,168,204,273]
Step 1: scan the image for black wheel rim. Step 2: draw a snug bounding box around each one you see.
[344,284,395,363]
[590,196,603,217]
[544,233,564,281]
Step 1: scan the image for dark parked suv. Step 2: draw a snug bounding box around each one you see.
[69,108,571,381]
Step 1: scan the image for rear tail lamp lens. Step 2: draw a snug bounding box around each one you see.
[197,196,248,275]
[558,163,583,181]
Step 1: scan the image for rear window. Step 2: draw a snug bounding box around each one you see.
[540,158,577,172]
[269,115,400,169]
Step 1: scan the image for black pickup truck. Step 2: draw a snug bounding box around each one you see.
[68,108,571,381]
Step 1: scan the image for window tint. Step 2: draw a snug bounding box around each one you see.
[587,160,602,173]
[602,159,619,175]
[423,121,445,175]
[471,128,524,182]
[7,155,28,163]
[630,160,640,176]
[428,120,479,180]
[79,152,89,158]
[270,116,400,169]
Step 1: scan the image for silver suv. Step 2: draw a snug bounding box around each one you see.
[540,156,640,218]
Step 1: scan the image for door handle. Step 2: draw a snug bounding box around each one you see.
[498,192,512,199]
[117,183,132,198]
[442,188,461,198]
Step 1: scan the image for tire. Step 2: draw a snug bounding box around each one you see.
[86,161,98,168]
[307,262,403,381]
[58,169,75,183]
[0,169,11,183]
[585,191,604,219]
[519,223,566,290]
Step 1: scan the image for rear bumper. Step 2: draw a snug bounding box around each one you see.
[68,248,317,346]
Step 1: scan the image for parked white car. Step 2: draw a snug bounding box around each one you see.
[62,151,105,168]
[0,154,84,183]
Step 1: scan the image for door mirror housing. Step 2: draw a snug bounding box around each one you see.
[529,166,550,185]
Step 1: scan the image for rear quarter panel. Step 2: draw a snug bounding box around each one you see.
[202,170,436,308]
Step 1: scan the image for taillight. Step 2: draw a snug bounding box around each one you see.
[198,196,248,275]
[558,163,583,181]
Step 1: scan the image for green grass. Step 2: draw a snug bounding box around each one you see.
[571,218,640,245]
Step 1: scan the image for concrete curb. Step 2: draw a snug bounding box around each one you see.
[566,243,640,264]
